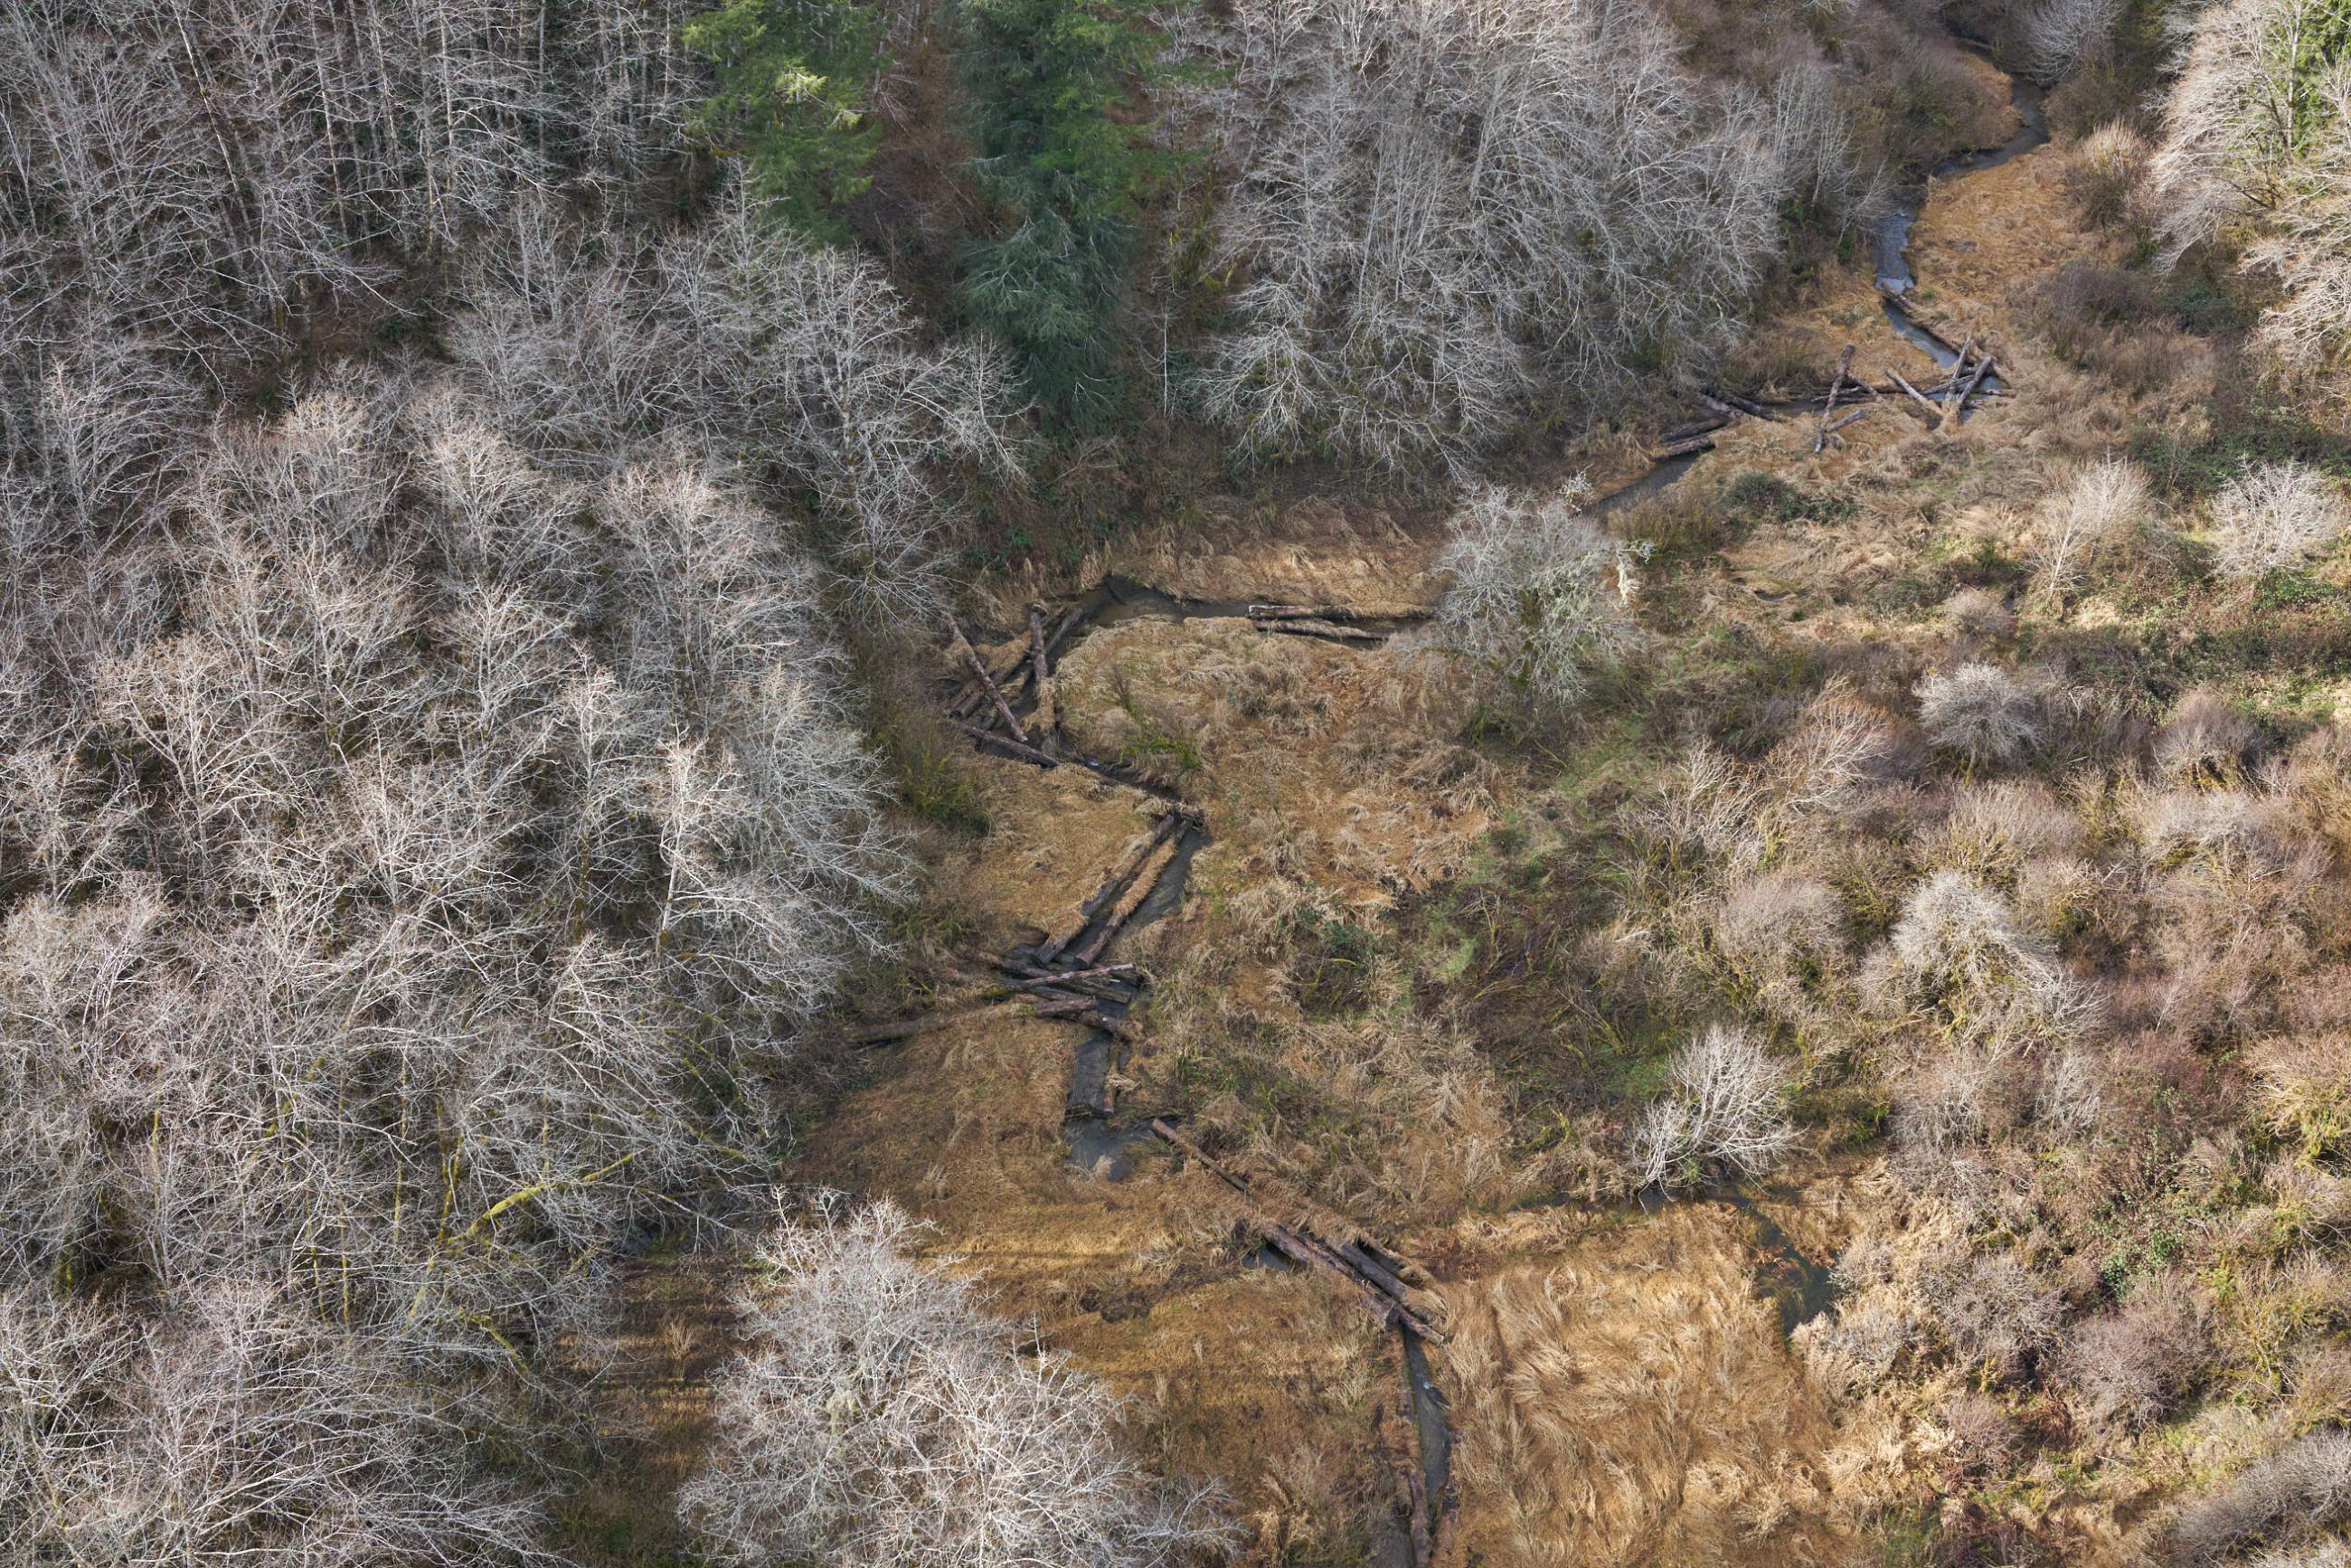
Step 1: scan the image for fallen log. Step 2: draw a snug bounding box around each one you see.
[982,954,1142,1003]
[1950,349,1998,422]
[949,639,1033,721]
[952,719,1058,769]
[1043,603,1089,661]
[1816,345,1855,454]
[1246,601,1425,625]
[949,618,1030,743]
[1824,406,1871,439]
[1266,1225,1402,1330]
[1072,1007,1140,1044]
[1027,601,1050,691]
[1662,412,1729,442]
[1879,362,1944,424]
[849,1001,1016,1044]
[1255,617,1384,645]
[1072,832,1184,966]
[1941,336,1973,407]
[1032,997,1143,1043]
[1705,389,1776,420]
[1337,1240,1417,1305]
[1010,963,1143,989]
[1038,809,1194,963]
[1148,1119,1449,1341]
[1649,435,1715,461]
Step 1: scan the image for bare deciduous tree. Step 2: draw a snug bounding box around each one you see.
[2210,459,2348,580]
[447,184,1023,630]
[1185,0,1831,473]
[679,1195,1234,1568]
[1,389,908,1392]
[1629,1024,1797,1191]
[1423,480,1638,723]
[2147,0,2337,262]
[2036,457,2151,605]
[0,1280,547,1565]
[2018,0,2125,84]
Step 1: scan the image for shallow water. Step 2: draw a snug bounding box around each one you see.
[1402,1329,1452,1526]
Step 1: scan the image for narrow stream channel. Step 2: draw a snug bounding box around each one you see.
[1871,52,2049,378]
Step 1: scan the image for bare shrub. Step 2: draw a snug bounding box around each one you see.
[2036,457,2152,604]
[2058,1275,2210,1433]
[2138,788,2284,863]
[2151,852,2321,1044]
[2067,121,2153,227]
[2156,688,2262,784]
[2210,460,2350,580]
[1885,871,2069,1015]
[1768,63,1891,224]
[1927,1252,2064,1383]
[2252,1036,2351,1162]
[2169,1428,2351,1563]
[1893,1049,2019,1158]
[1187,0,1815,473]
[2245,1543,2351,1568]
[2035,1043,2108,1134]
[678,1195,1233,1568]
[1795,1297,1917,1402]
[1635,741,1768,869]
[1770,681,1900,815]
[1423,481,1638,723]
[1942,586,2016,643]
[1629,1024,1798,1191]
[1943,1388,2019,1475]
[1924,780,2083,882]
[1714,874,1846,981]
[2015,853,2113,945]
[1918,664,2043,770]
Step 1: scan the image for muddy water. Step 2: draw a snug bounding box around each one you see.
[1723,1187,1840,1335]
[1401,1331,1451,1526]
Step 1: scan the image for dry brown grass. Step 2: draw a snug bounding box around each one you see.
[1434,1205,1846,1568]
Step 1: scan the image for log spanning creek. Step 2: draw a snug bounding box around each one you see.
[1613,45,2045,512]
[892,50,2044,1566]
